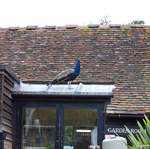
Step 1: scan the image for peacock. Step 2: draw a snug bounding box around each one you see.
[48,58,80,89]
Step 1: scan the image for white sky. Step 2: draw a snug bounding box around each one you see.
[0,0,149,27]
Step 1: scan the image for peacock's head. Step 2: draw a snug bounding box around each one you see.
[76,57,80,62]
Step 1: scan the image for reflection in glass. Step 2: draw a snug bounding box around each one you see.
[22,107,56,149]
[64,108,98,149]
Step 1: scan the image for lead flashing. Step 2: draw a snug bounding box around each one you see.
[13,82,115,96]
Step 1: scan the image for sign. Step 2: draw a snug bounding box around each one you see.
[105,125,141,136]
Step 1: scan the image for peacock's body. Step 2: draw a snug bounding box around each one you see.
[48,58,80,88]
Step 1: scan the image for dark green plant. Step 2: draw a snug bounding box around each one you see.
[125,115,150,149]
[130,20,145,25]
[64,126,73,145]
[47,144,54,149]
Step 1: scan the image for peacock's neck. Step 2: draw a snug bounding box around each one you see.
[75,67,80,75]
[74,59,80,75]
[74,64,80,75]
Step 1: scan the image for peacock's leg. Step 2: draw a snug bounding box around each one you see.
[68,81,72,89]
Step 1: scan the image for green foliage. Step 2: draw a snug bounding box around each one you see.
[47,144,54,149]
[130,20,145,25]
[125,115,150,149]
[64,126,73,145]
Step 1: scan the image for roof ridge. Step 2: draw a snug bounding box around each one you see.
[0,24,149,31]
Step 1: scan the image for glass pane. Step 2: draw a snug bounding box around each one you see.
[64,108,98,149]
[22,107,56,149]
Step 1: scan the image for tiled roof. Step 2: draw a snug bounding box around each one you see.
[0,25,150,114]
